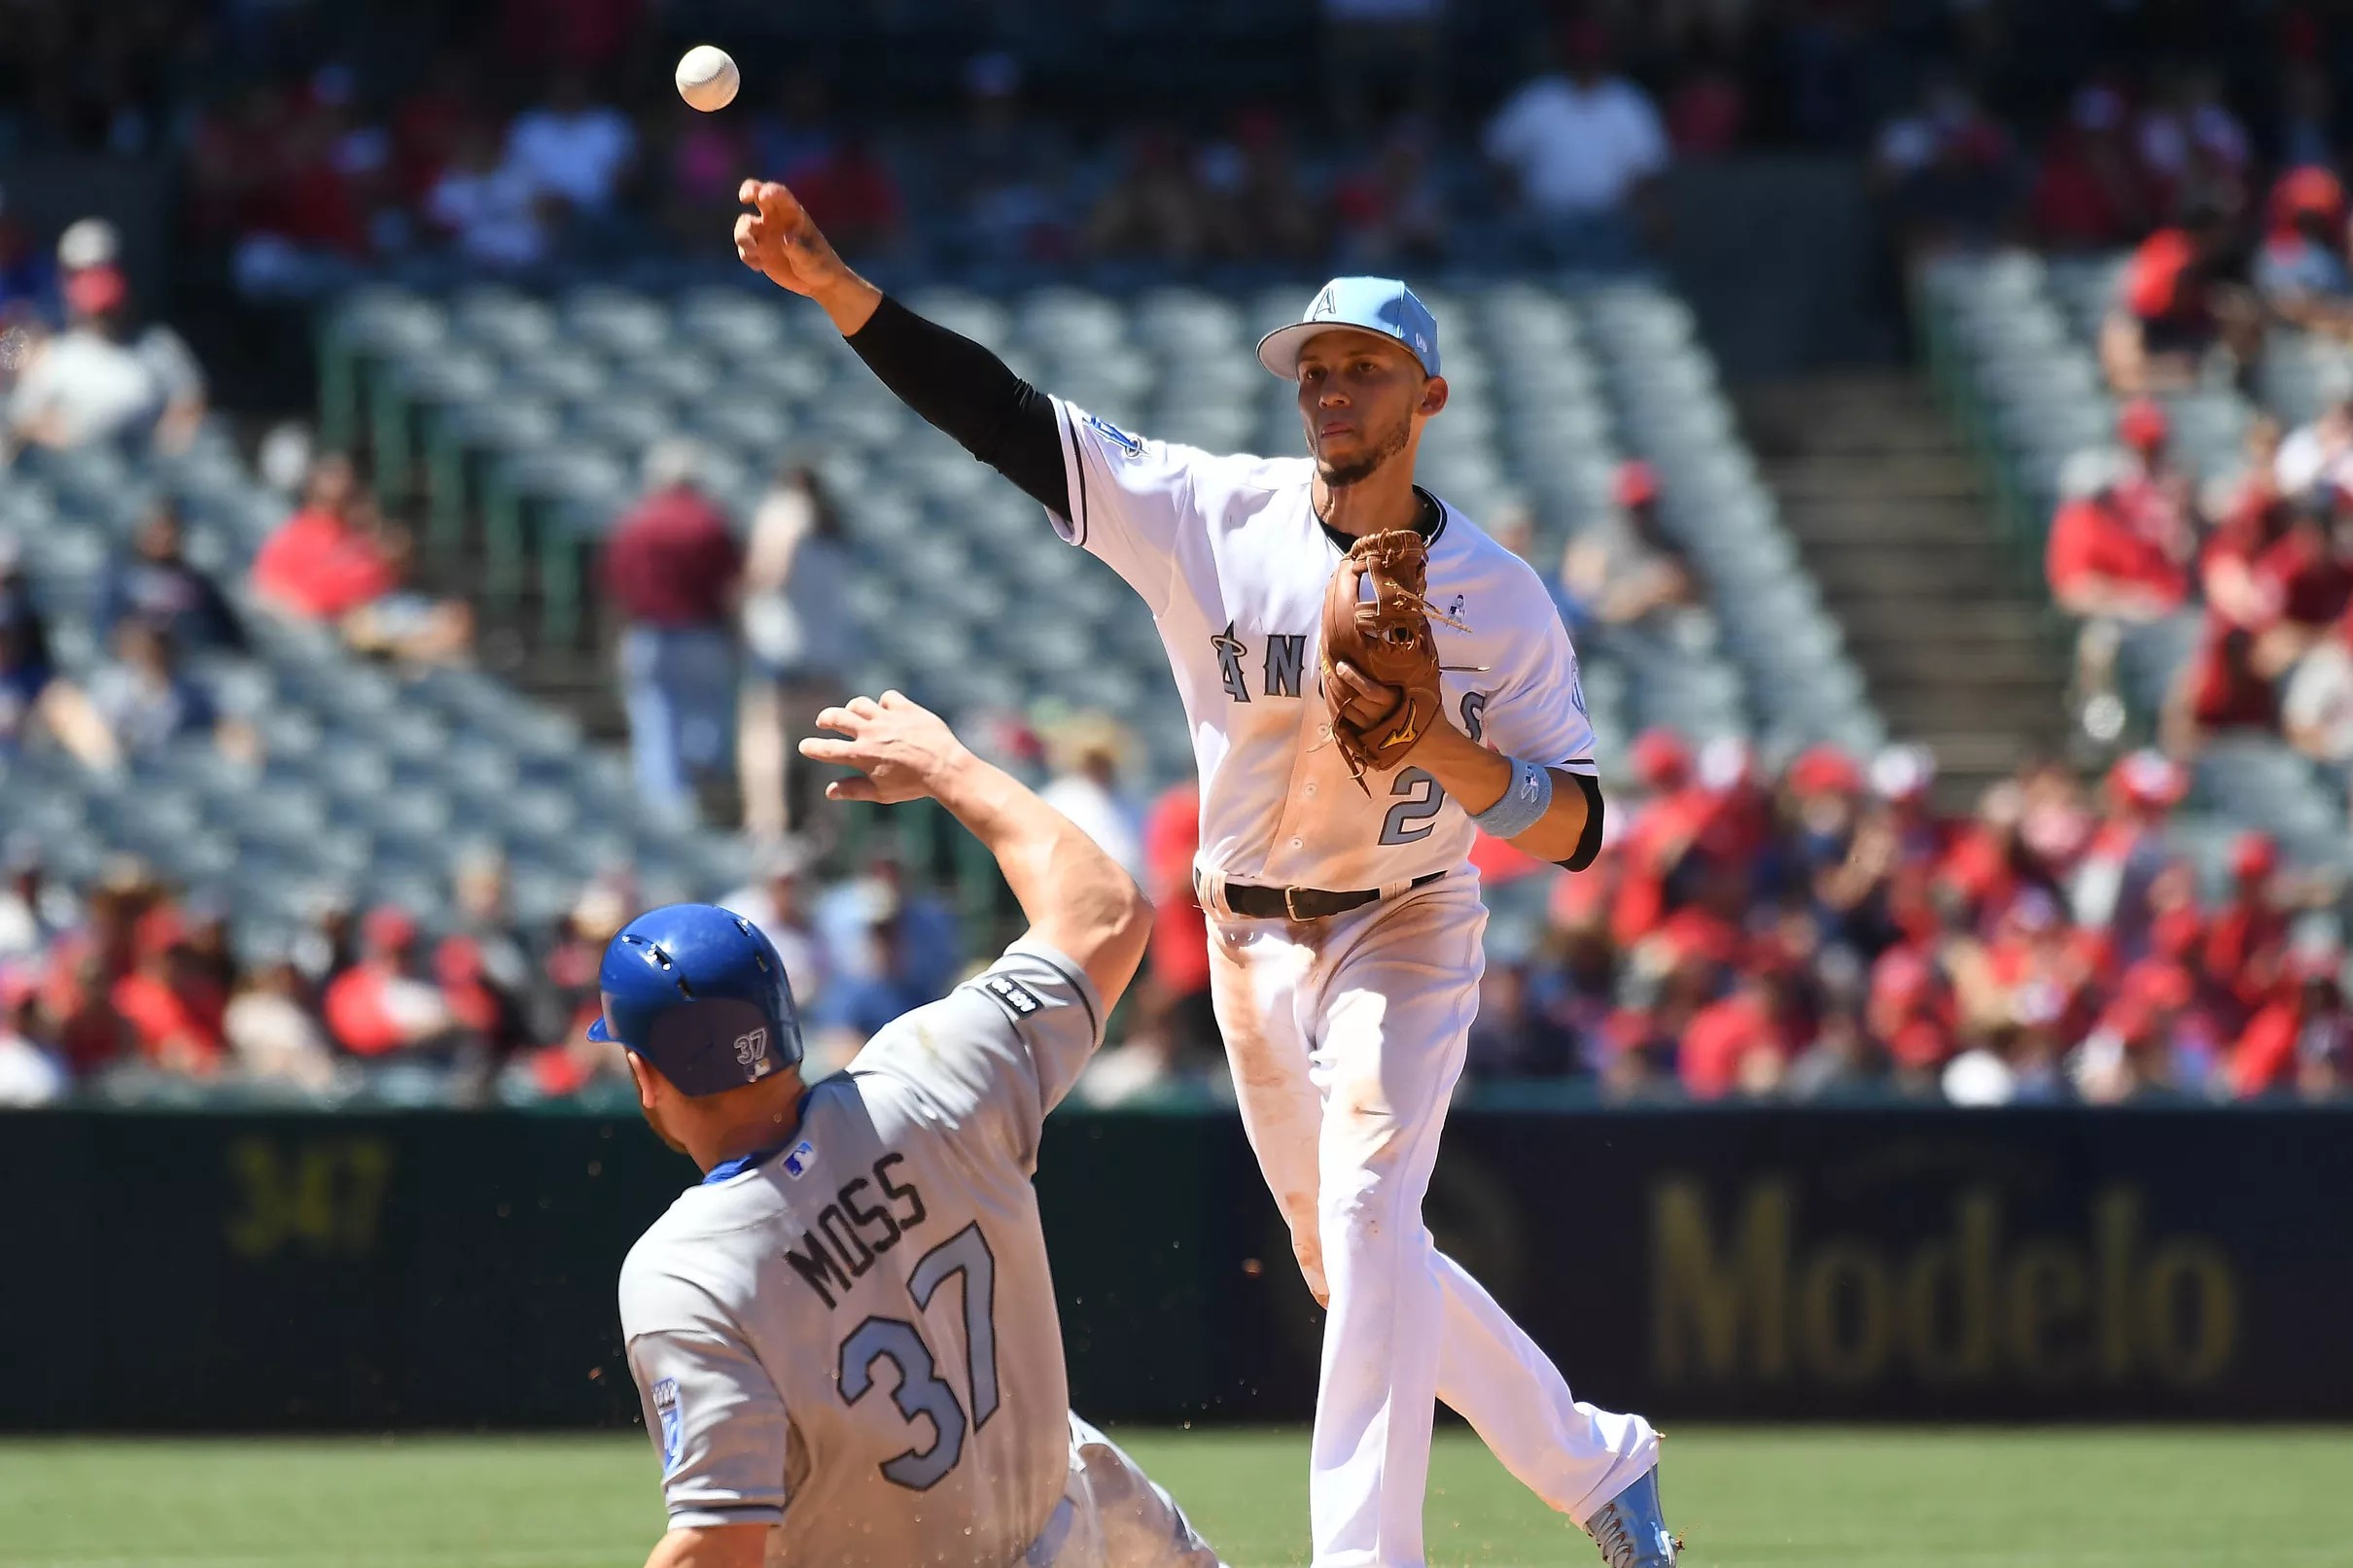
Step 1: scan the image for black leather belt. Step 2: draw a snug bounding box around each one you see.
[1201,869,1446,922]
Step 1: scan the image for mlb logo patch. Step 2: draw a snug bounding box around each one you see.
[985,975,1042,1017]
[1085,413,1142,458]
[780,1139,818,1179]
[652,1377,684,1473]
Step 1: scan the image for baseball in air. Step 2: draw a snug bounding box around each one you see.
[675,45,739,112]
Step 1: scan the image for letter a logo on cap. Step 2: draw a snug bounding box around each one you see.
[1309,286,1338,320]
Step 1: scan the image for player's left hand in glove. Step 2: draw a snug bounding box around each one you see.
[1317,529,1465,790]
[799,691,975,804]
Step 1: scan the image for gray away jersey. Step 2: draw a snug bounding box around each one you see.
[618,941,1104,1567]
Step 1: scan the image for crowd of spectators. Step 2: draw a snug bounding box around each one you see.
[4,240,2335,1113]
[2045,394,2353,782]
[0,213,246,774]
[181,32,1691,289]
[1459,735,2351,1106]
[0,509,260,778]
[2032,175,2353,810]
[0,679,1163,1108]
[9,717,2346,1110]
[9,0,2353,1113]
[0,190,492,735]
[0,832,967,1108]
[0,0,2341,298]
[1882,16,2353,343]
[18,0,2291,296]
[1,431,474,781]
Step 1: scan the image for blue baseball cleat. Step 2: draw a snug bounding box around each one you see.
[1584,1465,1679,1568]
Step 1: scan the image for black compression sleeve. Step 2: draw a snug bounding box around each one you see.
[843,295,1068,514]
[1560,772,1604,872]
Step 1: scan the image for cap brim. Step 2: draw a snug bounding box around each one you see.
[586,1017,613,1043]
[1255,320,1402,380]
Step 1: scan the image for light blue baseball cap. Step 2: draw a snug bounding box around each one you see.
[1256,276,1441,380]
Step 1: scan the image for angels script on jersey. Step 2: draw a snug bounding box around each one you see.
[1211,618,1493,740]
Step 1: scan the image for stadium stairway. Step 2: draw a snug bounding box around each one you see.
[1739,371,2066,800]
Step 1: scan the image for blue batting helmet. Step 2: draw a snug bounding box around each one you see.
[587,903,804,1096]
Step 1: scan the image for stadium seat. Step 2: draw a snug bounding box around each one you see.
[675,289,793,359]
[450,287,561,357]
[318,274,1896,812]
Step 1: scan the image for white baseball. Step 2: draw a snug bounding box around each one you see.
[675,45,739,113]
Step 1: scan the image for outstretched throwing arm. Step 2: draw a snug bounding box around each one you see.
[734,180,1068,512]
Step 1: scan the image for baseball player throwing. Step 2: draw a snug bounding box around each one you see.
[735,181,1676,1568]
[599,690,1224,1568]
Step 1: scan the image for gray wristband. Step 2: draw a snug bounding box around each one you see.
[1469,756,1553,839]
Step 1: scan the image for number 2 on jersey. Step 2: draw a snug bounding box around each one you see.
[1379,768,1445,845]
[834,1222,999,1490]
[1379,694,1488,845]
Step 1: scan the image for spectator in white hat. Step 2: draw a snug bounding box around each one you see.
[7,261,205,453]
[55,217,120,273]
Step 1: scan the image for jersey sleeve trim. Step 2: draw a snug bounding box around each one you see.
[1052,399,1090,548]
[1561,771,1604,871]
[970,939,1103,1046]
[1014,940,1102,1044]
[667,1503,788,1529]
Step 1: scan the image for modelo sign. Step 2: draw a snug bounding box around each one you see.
[0,1106,2346,1429]
[1650,1180,2234,1391]
[1438,1108,2351,1420]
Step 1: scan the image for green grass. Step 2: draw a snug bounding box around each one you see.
[3,1427,2347,1566]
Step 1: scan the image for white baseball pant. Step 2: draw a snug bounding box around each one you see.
[1206,874,1659,1568]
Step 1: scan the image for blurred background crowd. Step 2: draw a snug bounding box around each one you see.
[7,702,2345,1110]
[4,0,2348,302]
[7,0,2353,1110]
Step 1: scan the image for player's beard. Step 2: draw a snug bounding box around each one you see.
[1315,412,1412,490]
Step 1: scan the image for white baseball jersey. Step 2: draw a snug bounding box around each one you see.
[1046,399,1596,891]
[617,941,1102,1566]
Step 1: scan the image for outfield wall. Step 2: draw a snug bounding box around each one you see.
[4,1106,2347,1430]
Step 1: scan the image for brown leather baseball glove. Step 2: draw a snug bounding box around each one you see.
[1318,529,1464,788]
